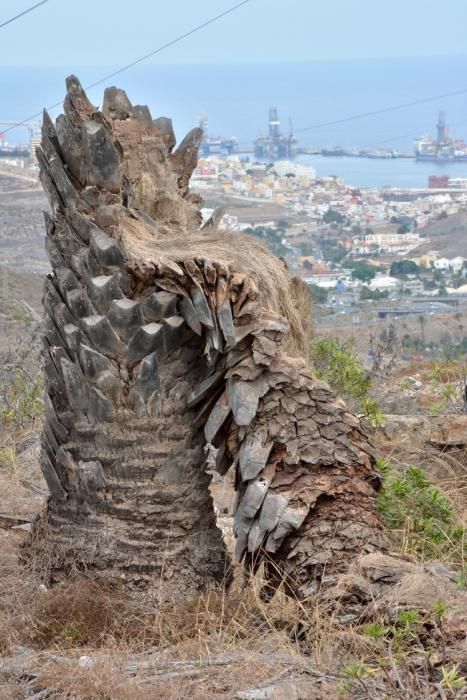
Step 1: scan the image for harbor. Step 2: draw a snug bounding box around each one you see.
[2,106,467,191]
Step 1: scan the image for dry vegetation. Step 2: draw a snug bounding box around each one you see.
[0,326,466,699]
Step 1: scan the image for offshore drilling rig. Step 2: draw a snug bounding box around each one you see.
[254,107,298,160]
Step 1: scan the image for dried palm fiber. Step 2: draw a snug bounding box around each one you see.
[32,75,385,601]
[118,226,311,357]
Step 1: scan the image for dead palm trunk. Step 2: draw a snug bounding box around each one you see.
[32,76,385,600]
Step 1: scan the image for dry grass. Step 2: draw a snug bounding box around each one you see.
[0,554,348,697]
[2,558,466,698]
[0,560,331,657]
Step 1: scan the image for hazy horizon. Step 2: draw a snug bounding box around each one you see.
[3,55,467,157]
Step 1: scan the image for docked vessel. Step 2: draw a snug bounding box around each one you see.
[0,144,30,158]
[198,114,238,156]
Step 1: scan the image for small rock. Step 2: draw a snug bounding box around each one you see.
[406,376,423,390]
[424,560,457,581]
[430,415,467,447]
[78,655,94,669]
[236,683,300,700]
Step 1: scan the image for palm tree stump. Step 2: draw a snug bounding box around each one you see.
[33,76,385,600]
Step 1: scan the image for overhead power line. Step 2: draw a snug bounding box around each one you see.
[0,0,49,30]
[234,86,467,150]
[368,116,467,150]
[293,87,467,135]
[84,0,252,91]
[2,0,252,136]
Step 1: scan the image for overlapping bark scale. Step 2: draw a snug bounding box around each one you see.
[33,76,384,599]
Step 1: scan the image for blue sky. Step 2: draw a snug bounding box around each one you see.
[2,0,467,66]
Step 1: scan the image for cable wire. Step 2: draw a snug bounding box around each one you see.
[367,116,467,150]
[0,0,49,30]
[2,0,252,136]
[293,87,467,135]
[232,86,467,150]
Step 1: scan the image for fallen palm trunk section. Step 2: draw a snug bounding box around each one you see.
[32,75,384,601]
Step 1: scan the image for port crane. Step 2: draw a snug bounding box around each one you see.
[0,120,41,143]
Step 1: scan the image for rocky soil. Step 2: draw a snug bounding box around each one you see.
[0,170,49,275]
[413,210,467,258]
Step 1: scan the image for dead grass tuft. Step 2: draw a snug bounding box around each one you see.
[38,661,149,700]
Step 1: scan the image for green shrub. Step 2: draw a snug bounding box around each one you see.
[310,337,383,425]
[376,461,465,567]
[0,367,43,425]
[308,283,328,304]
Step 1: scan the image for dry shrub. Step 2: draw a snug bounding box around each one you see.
[0,572,269,652]
[37,659,150,700]
[26,579,134,649]
[0,562,355,664]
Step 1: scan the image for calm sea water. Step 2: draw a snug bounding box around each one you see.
[2,57,467,187]
[295,155,467,189]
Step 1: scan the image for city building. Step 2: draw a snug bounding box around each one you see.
[272,160,316,181]
[433,256,465,273]
[300,264,352,289]
[352,231,421,255]
[428,175,449,189]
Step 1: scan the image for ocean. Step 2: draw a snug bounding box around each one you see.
[295,154,467,189]
[2,56,467,188]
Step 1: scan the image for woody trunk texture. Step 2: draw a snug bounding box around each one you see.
[33,76,384,600]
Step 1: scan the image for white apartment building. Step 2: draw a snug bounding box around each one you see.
[433,256,465,273]
[304,270,352,289]
[272,160,317,181]
[352,231,421,255]
[368,275,399,292]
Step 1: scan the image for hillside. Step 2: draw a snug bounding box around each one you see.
[414,210,467,257]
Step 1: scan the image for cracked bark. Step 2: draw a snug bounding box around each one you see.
[30,76,385,601]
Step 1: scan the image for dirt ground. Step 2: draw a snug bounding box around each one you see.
[0,171,49,275]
